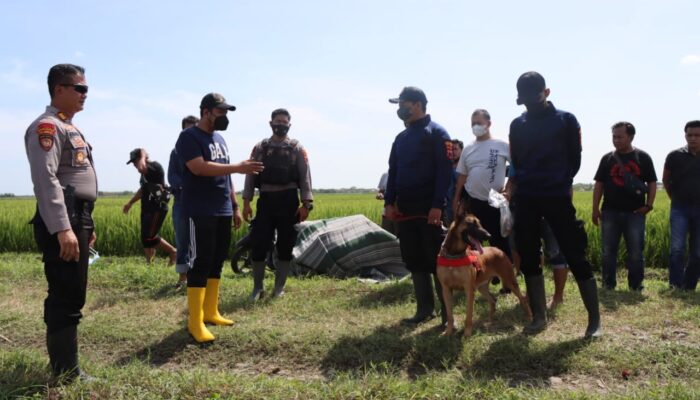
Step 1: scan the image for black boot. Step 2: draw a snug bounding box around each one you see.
[249,261,266,301]
[272,260,290,298]
[523,275,547,334]
[46,325,95,383]
[577,277,602,339]
[433,273,448,327]
[401,272,436,325]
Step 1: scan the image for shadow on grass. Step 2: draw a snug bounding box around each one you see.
[659,287,700,307]
[468,335,591,387]
[321,321,464,379]
[0,352,51,398]
[354,281,413,308]
[598,287,645,312]
[115,329,193,367]
[150,284,188,300]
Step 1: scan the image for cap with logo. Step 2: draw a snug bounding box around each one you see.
[126,148,143,165]
[200,93,237,111]
[516,71,546,105]
[389,86,428,105]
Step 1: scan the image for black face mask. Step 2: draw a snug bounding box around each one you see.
[272,124,290,137]
[397,106,412,121]
[213,115,229,131]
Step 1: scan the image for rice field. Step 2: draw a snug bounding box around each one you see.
[0,191,672,268]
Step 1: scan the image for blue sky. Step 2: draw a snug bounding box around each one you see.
[2,0,699,195]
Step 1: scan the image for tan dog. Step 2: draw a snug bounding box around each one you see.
[437,213,532,337]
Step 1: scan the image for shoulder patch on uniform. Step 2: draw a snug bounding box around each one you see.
[36,122,57,136]
[444,140,454,160]
[300,148,309,164]
[38,134,54,151]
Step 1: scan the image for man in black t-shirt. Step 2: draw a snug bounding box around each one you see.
[592,122,657,291]
[662,120,700,290]
[123,148,177,265]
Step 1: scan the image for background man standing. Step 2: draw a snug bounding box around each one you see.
[592,122,657,291]
[507,71,601,338]
[168,115,199,289]
[175,93,263,343]
[25,64,97,382]
[243,108,313,300]
[452,109,511,259]
[662,120,700,290]
[384,86,451,326]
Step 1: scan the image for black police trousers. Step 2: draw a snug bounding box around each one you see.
[397,218,445,273]
[32,202,94,334]
[514,196,593,281]
[251,189,299,262]
[187,215,232,287]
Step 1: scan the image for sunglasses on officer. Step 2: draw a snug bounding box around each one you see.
[60,83,89,95]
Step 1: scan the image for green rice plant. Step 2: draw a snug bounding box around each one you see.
[0,191,673,268]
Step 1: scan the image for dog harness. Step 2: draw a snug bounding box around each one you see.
[436,251,482,271]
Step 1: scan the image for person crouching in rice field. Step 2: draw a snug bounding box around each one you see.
[123,148,177,265]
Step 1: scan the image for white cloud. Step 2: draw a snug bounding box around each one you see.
[681,54,700,66]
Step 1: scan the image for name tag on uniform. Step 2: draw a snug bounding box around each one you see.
[68,131,86,148]
[67,132,89,167]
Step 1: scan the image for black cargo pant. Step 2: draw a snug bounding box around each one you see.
[514,196,593,281]
[466,194,511,260]
[32,202,94,334]
[251,189,299,262]
[187,215,232,287]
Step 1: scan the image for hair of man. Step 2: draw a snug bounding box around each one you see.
[47,64,85,97]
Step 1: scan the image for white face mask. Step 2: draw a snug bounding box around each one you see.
[472,124,488,137]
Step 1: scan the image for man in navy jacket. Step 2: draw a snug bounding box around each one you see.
[507,72,601,338]
[385,86,452,326]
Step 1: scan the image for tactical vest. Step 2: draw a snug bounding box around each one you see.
[256,138,300,187]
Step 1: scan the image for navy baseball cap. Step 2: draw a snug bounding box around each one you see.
[200,93,236,111]
[126,148,142,165]
[389,86,428,105]
[516,71,546,105]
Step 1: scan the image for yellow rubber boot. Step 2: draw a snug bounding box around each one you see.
[187,287,215,343]
[203,279,234,326]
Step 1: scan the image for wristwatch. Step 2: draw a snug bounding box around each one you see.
[303,202,314,211]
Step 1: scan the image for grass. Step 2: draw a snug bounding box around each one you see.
[0,253,698,399]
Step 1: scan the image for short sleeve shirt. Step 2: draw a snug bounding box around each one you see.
[456,138,510,201]
[594,149,657,211]
[664,146,700,206]
[175,126,232,217]
[140,161,167,211]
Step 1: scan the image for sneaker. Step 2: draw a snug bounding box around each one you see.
[174,280,186,290]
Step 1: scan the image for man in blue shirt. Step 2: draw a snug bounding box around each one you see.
[175,93,263,343]
[507,72,601,338]
[384,86,452,326]
[168,115,198,289]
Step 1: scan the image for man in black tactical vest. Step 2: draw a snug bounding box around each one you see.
[242,108,313,300]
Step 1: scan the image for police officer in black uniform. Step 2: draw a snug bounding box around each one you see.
[25,64,97,382]
[507,72,601,338]
[242,108,313,300]
[384,87,452,325]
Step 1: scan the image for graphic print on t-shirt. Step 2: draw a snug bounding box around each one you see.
[610,159,641,186]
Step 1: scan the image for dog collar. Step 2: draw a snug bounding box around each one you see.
[436,253,480,269]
